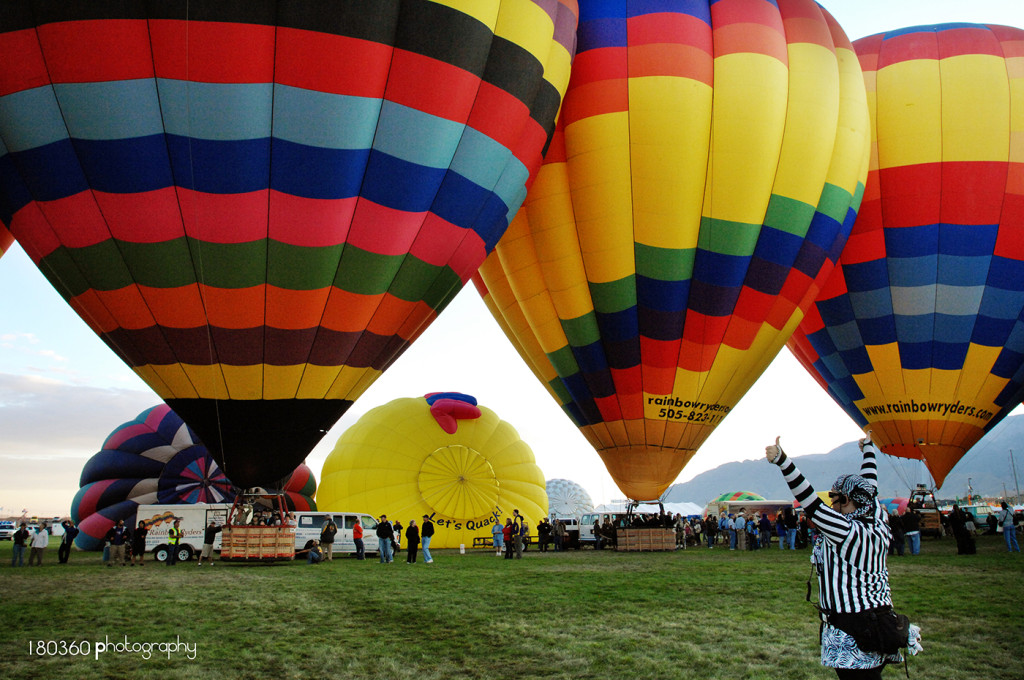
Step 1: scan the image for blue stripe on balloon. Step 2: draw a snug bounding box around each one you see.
[894,313,934,344]
[56,80,166,139]
[80,451,163,485]
[857,315,897,346]
[987,257,1024,290]
[843,259,889,293]
[157,80,272,140]
[576,16,625,52]
[8,140,90,202]
[572,340,609,374]
[639,307,686,342]
[596,307,639,343]
[271,139,368,199]
[694,250,750,289]
[637,276,689,313]
[0,87,68,152]
[580,367,616,399]
[272,85,383,149]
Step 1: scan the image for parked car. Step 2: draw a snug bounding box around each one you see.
[0,521,16,540]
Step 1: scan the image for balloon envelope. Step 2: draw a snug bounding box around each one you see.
[787,23,1024,487]
[474,0,870,500]
[70,404,316,550]
[318,394,548,549]
[0,1,577,487]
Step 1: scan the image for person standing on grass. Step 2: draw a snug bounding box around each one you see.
[376,515,394,564]
[766,434,908,680]
[166,519,184,566]
[28,524,49,566]
[197,520,221,566]
[492,520,504,556]
[888,512,905,557]
[405,520,420,564]
[421,514,434,564]
[105,519,130,567]
[11,522,29,567]
[58,520,79,564]
[997,501,1020,553]
[503,519,515,559]
[131,520,148,566]
[901,507,921,556]
[320,515,337,562]
[353,518,365,560]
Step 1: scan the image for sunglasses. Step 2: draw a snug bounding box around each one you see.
[828,492,849,506]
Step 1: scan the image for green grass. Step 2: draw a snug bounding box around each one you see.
[1,534,1021,680]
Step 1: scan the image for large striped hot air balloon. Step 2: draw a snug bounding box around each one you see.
[787,23,1024,487]
[0,1,577,487]
[474,0,870,500]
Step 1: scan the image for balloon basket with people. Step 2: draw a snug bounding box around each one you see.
[220,491,296,562]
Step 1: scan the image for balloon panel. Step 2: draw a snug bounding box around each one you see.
[319,394,547,549]
[474,0,870,500]
[787,23,1024,486]
[0,1,578,487]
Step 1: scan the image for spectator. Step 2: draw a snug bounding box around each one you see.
[11,522,29,567]
[405,520,420,564]
[491,520,504,557]
[997,501,1020,553]
[888,512,905,557]
[28,524,49,566]
[131,520,148,566]
[733,512,747,551]
[420,515,434,564]
[902,508,922,556]
[783,507,798,550]
[376,515,394,564]
[58,520,79,564]
[537,518,551,552]
[353,518,365,560]
[166,519,184,566]
[759,512,773,549]
[105,519,130,567]
[503,519,514,560]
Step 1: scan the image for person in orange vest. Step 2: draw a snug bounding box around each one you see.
[166,519,184,566]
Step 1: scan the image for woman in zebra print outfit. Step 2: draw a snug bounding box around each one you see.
[765,435,902,679]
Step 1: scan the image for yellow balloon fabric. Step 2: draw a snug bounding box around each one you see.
[318,395,547,549]
[474,1,870,500]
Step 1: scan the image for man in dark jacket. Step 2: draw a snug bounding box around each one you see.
[421,514,435,564]
[376,515,394,564]
[58,520,79,564]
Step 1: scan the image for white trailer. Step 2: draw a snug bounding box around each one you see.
[137,503,232,563]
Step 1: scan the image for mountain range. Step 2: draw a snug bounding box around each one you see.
[663,414,1024,506]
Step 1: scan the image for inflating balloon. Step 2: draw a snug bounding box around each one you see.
[546,478,594,518]
[319,393,547,549]
[474,0,870,499]
[787,23,1024,486]
[0,1,578,487]
[70,405,316,550]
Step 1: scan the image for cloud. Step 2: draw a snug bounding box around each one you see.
[0,373,160,514]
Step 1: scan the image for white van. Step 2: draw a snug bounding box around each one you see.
[293,512,380,556]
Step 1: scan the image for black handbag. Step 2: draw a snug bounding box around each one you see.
[827,606,911,655]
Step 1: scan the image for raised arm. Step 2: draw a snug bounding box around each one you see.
[858,434,878,492]
[766,437,854,543]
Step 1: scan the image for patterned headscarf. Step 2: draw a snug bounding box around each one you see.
[831,474,877,521]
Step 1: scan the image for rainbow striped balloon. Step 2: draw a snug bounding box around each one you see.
[0,1,577,486]
[474,0,870,500]
[788,23,1024,487]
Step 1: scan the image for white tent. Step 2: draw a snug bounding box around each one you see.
[593,501,703,516]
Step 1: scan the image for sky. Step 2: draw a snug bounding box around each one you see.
[2,0,1023,517]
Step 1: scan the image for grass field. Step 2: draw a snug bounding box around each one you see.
[1,533,1021,680]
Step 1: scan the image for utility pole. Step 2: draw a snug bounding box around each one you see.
[1011,449,1021,504]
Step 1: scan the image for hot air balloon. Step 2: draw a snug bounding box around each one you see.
[70,404,316,550]
[319,393,548,549]
[546,478,594,517]
[473,0,871,500]
[0,1,578,487]
[787,23,1024,487]
[0,224,11,257]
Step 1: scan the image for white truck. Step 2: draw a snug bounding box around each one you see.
[135,504,381,562]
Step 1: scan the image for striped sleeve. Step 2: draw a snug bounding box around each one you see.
[772,449,852,542]
[859,442,878,490]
